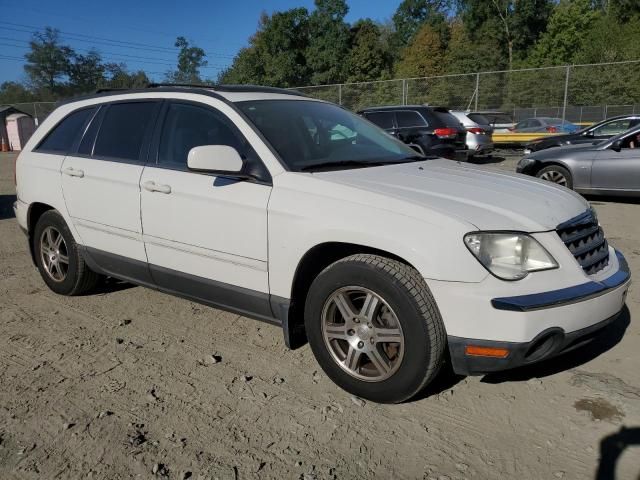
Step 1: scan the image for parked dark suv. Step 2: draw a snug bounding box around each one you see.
[358,106,467,160]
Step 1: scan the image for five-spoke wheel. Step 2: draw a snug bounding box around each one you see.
[39,226,70,282]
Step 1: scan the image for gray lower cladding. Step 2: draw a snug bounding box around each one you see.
[448,309,622,376]
[491,250,630,312]
[80,246,296,346]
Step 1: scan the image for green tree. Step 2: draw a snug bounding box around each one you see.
[24,27,73,91]
[457,0,553,69]
[68,49,105,93]
[345,19,393,82]
[166,36,208,83]
[392,0,450,47]
[395,23,445,77]
[0,81,37,104]
[220,9,310,87]
[306,0,351,84]
[529,0,600,66]
[102,63,150,89]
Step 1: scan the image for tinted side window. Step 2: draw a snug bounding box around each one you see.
[364,112,394,129]
[433,111,461,127]
[158,103,247,168]
[396,111,427,128]
[36,107,95,154]
[93,102,156,161]
[467,113,490,125]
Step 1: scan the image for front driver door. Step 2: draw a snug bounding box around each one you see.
[591,133,640,192]
[140,100,273,316]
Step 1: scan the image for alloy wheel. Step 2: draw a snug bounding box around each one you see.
[321,286,405,382]
[539,170,568,186]
[40,226,69,282]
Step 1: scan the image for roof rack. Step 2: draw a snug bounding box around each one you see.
[94,87,134,94]
[146,82,306,97]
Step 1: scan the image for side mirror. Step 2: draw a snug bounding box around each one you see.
[187,145,245,176]
[610,139,622,152]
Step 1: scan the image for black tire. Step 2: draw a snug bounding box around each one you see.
[304,254,446,403]
[33,210,100,296]
[536,164,574,190]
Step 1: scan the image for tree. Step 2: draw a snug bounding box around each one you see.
[0,81,37,104]
[529,0,600,66]
[166,36,208,83]
[457,0,553,69]
[395,23,445,77]
[220,8,310,87]
[24,27,73,91]
[345,19,393,82]
[102,63,150,89]
[306,0,351,84]
[68,49,105,93]
[392,0,450,47]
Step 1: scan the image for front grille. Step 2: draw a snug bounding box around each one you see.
[556,209,609,275]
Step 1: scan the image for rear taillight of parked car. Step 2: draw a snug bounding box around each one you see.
[466,127,485,135]
[546,126,558,133]
[434,128,458,139]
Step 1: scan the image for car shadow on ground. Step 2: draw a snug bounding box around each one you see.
[0,194,17,220]
[588,196,640,206]
[90,276,137,296]
[596,426,640,480]
[467,154,507,165]
[480,306,630,384]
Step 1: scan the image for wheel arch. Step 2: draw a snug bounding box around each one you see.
[282,241,418,349]
[26,202,56,265]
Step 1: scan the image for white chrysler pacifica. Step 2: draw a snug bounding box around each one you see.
[13,85,631,403]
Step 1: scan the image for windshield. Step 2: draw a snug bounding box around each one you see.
[237,100,418,171]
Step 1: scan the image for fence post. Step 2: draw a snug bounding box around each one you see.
[474,73,480,111]
[562,65,570,123]
[338,84,342,106]
[402,79,407,105]
[33,103,39,126]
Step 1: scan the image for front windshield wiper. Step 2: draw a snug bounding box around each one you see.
[300,156,427,172]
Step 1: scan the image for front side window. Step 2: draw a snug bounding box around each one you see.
[158,103,248,168]
[238,100,417,171]
[93,102,156,161]
[592,119,633,136]
[36,107,95,154]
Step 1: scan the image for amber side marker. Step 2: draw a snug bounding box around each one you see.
[465,345,510,358]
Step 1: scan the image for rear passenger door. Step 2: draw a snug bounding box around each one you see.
[60,100,160,272]
[363,111,396,134]
[139,100,272,310]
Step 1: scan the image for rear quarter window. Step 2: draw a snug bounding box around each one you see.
[433,110,462,128]
[35,107,95,154]
[396,111,427,128]
[467,113,490,125]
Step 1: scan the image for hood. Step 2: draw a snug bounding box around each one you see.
[314,159,589,231]
[529,142,599,159]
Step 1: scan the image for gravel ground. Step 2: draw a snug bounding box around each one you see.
[0,151,639,479]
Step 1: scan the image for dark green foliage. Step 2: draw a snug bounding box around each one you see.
[165,37,208,84]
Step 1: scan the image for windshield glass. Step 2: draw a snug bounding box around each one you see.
[237,100,418,171]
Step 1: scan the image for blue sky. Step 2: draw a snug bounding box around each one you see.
[0,0,401,84]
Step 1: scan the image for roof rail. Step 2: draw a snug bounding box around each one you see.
[94,87,133,94]
[146,82,306,97]
[146,82,215,89]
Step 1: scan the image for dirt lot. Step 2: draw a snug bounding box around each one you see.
[0,151,639,480]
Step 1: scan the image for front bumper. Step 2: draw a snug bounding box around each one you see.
[434,249,631,375]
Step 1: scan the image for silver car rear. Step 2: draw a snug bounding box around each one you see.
[450,111,494,157]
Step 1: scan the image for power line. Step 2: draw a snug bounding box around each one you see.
[0,38,230,69]
[0,21,236,59]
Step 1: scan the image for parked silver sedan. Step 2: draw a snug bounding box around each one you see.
[516,125,640,196]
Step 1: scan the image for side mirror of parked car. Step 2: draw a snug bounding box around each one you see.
[187,145,245,176]
[610,139,623,152]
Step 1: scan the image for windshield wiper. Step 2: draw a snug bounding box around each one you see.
[300,160,389,172]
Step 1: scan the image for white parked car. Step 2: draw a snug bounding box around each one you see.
[13,85,631,403]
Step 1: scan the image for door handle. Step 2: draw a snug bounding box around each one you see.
[142,181,172,194]
[63,167,84,178]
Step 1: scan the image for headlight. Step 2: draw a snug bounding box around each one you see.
[464,232,558,280]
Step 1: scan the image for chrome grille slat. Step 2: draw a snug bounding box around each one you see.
[556,209,609,276]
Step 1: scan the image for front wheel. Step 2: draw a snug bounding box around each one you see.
[536,165,574,190]
[304,254,446,403]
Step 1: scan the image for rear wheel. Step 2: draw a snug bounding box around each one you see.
[33,210,100,295]
[536,165,573,189]
[304,254,446,403]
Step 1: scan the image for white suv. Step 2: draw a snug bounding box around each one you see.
[14,85,631,403]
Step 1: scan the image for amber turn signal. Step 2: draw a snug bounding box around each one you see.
[464,345,510,358]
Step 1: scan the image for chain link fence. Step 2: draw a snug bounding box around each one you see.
[1,102,57,126]
[295,60,640,124]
